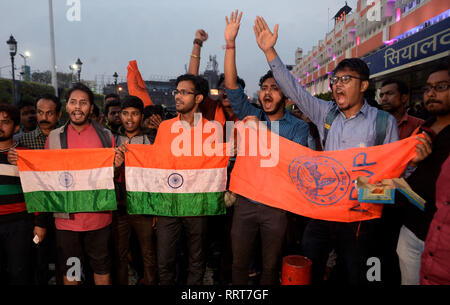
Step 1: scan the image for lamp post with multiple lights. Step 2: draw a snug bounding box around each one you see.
[6,35,17,104]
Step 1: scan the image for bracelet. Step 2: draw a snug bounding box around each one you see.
[190,54,200,59]
[225,45,235,49]
[193,39,203,47]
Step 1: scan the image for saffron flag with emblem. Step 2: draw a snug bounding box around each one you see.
[125,115,229,216]
[229,126,421,223]
[16,148,116,213]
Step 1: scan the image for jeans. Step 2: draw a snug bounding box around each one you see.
[156,216,207,285]
[301,218,380,285]
[231,196,287,285]
[396,225,424,285]
[112,213,156,285]
[0,217,33,284]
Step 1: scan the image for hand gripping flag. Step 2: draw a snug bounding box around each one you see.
[125,115,229,216]
[229,125,421,223]
[127,60,154,107]
[17,148,117,213]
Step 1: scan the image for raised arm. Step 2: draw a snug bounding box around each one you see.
[253,16,331,127]
[224,10,242,90]
[188,29,208,75]
[223,10,262,119]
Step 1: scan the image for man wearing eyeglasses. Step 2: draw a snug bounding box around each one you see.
[253,16,432,285]
[397,66,450,285]
[155,74,212,285]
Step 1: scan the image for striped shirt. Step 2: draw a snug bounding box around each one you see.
[0,148,28,223]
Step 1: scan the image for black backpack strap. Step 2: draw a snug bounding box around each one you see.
[322,104,339,148]
[375,110,389,146]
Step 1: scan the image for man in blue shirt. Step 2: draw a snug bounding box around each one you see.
[224,11,309,285]
[252,15,432,284]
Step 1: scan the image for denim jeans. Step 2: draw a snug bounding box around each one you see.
[396,225,424,285]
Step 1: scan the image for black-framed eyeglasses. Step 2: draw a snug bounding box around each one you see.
[171,89,196,97]
[423,82,449,94]
[330,75,366,85]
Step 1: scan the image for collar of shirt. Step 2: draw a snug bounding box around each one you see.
[31,127,47,139]
[398,112,410,126]
[68,122,91,134]
[261,108,295,125]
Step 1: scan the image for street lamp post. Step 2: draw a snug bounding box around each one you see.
[6,35,17,104]
[75,58,82,82]
[113,72,118,94]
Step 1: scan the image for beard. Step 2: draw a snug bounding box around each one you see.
[426,99,450,116]
[261,98,285,116]
[0,135,12,141]
[176,103,196,115]
[338,104,351,111]
[70,114,90,126]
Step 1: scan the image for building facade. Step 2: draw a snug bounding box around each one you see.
[292,0,449,107]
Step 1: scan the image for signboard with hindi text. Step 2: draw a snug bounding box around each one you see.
[363,17,450,77]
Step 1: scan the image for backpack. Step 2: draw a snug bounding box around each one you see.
[322,104,389,148]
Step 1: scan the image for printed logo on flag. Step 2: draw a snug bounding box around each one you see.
[167,173,184,189]
[59,172,74,188]
[289,156,351,206]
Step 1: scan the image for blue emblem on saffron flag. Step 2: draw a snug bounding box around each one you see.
[289,156,351,206]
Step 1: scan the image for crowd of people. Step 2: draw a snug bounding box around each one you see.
[0,11,449,286]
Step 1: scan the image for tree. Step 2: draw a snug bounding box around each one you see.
[31,70,76,89]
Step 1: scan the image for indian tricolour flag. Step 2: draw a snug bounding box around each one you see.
[17,148,117,213]
[125,144,229,216]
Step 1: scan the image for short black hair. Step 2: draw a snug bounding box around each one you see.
[333,58,370,81]
[17,99,35,111]
[121,95,144,113]
[104,99,121,116]
[105,93,119,101]
[259,70,275,87]
[143,105,165,119]
[217,73,246,89]
[428,64,450,78]
[175,74,209,102]
[381,79,409,96]
[258,70,286,103]
[66,82,94,105]
[37,93,62,113]
[0,103,20,126]
[92,103,100,117]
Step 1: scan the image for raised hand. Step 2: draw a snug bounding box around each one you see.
[225,10,243,45]
[195,29,208,42]
[253,16,279,53]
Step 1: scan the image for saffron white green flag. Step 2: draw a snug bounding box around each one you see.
[17,148,117,213]
[125,144,229,216]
